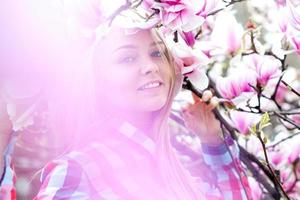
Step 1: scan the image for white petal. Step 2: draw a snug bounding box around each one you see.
[231,92,256,107]
[189,70,209,91]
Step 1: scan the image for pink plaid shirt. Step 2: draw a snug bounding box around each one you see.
[1,120,252,199]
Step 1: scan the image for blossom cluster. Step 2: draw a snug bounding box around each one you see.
[132,0,300,199]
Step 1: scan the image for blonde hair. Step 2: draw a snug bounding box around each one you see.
[48,1,205,199]
[150,30,204,199]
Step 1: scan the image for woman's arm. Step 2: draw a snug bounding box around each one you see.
[0,96,16,200]
[180,91,252,199]
[201,139,252,200]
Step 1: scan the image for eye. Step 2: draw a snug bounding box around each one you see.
[118,56,136,64]
[150,50,162,58]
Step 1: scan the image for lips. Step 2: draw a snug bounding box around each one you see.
[137,80,163,91]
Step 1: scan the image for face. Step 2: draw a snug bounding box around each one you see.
[93,27,173,115]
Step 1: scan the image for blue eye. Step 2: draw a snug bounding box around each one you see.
[151,50,162,58]
[119,56,136,64]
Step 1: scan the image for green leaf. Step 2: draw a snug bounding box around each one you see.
[250,124,257,135]
[260,122,272,130]
[259,112,271,131]
[262,134,268,144]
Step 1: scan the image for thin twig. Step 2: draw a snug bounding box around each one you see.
[267,131,300,149]
[257,132,291,200]
[206,0,248,17]
[240,154,281,199]
[182,77,291,199]
[274,112,300,130]
[271,74,285,110]
[281,80,300,97]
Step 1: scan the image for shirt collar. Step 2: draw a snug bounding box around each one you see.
[118,121,156,156]
[89,117,157,156]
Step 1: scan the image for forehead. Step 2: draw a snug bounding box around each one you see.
[98,27,157,50]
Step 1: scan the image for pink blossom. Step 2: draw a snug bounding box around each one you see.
[269,150,285,166]
[210,11,244,55]
[142,0,222,32]
[287,0,300,32]
[180,31,195,47]
[286,138,300,164]
[291,36,300,54]
[141,0,155,10]
[281,169,290,182]
[266,81,289,103]
[288,150,300,164]
[216,70,257,103]
[277,0,300,54]
[283,180,297,191]
[179,60,209,90]
[292,114,300,125]
[229,110,261,135]
[195,0,222,18]
[276,6,289,33]
[148,0,205,31]
[276,0,286,6]
[170,41,210,90]
[243,54,282,87]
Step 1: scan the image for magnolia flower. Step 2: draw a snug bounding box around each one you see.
[141,0,155,10]
[148,0,205,32]
[195,0,223,18]
[276,0,300,54]
[277,6,289,33]
[287,141,300,164]
[265,81,288,103]
[243,54,282,87]
[180,31,196,47]
[292,114,300,125]
[168,39,210,90]
[229,110,261,135]
[269,150,285,166]
[276,0,287,6]
[276,135,300,164]
[290,36,300,54]
[216,70,257,105]
[287,0,300,32]
[210,11,244,55]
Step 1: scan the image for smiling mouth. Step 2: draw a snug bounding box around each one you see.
[138,81,163,91]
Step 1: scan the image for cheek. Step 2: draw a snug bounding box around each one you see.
[98,68,139,107]
[160,64,173,88]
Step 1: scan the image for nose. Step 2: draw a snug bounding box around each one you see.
[140,58,159,75]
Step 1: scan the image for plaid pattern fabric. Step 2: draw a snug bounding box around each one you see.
[1,120,252,199]
[201,141,251,200]
[0,155,16,200]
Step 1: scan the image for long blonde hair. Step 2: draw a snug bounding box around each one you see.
[150,30,204,200]
[48,1,205,199]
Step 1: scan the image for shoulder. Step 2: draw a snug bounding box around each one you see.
[35,144,118,200]
[35,152,94,200]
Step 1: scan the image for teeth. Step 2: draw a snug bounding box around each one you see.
[141,82,160,90]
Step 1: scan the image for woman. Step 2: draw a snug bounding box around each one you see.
[1,1,251,199]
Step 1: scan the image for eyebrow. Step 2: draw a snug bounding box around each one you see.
[150,41,164,47]
[113,45,137,53]
[113,41,165,53]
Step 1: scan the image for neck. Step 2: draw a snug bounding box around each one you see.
[122,111,157,140]
[100,109,158,140]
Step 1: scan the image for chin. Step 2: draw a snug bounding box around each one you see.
[139,96,168,112]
